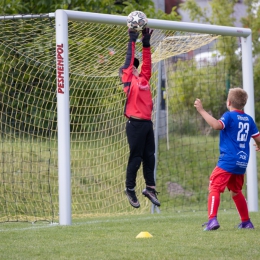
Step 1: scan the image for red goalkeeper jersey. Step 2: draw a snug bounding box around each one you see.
[120,41,153,120]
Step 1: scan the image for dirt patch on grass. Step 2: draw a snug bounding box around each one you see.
[166,182,193,197]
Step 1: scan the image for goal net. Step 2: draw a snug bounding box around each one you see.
[0,12,256,223]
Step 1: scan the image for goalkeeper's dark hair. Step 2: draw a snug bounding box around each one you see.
[134,58,139,68]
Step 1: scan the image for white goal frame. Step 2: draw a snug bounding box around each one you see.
[52,9,257,225]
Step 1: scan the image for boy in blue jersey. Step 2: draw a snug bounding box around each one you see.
[194,88,260,231]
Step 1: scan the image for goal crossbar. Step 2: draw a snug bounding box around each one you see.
[53,10,251,37]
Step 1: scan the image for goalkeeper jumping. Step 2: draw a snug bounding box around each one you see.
[119,27,160,208]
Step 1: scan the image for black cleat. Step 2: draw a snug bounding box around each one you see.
[142,188,160,206]
[125,188,140,208]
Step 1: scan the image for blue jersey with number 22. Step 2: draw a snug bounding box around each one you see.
[217,110,260,174]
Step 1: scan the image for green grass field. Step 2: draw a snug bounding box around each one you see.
[1,210,260,260]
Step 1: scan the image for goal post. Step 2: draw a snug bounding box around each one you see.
[55,10,71,225]
[54,10,257,225]
[241,33,258,212]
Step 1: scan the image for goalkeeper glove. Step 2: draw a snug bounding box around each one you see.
[128,29,139,42]
[142,28,153,47]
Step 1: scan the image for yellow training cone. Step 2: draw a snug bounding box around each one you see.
[136,231,153,238]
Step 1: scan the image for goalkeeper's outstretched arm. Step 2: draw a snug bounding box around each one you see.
[119,29,139,90]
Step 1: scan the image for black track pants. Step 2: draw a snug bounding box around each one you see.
[125,118,155,188]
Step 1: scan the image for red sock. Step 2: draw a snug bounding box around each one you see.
[232,192,249,222]
[208,191,220,219]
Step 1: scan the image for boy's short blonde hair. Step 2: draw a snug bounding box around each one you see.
[228,87,248,110]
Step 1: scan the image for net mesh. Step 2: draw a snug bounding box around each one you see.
[0,14,240,223]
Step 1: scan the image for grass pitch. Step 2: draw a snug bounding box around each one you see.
[0,210,260,260]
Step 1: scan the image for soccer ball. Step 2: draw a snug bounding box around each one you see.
[127,11,148,31]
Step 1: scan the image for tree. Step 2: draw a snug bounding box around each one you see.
[180,0,240,71]
[180,0,260,123]
[0,0,181,21]
[168,1,245,119]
